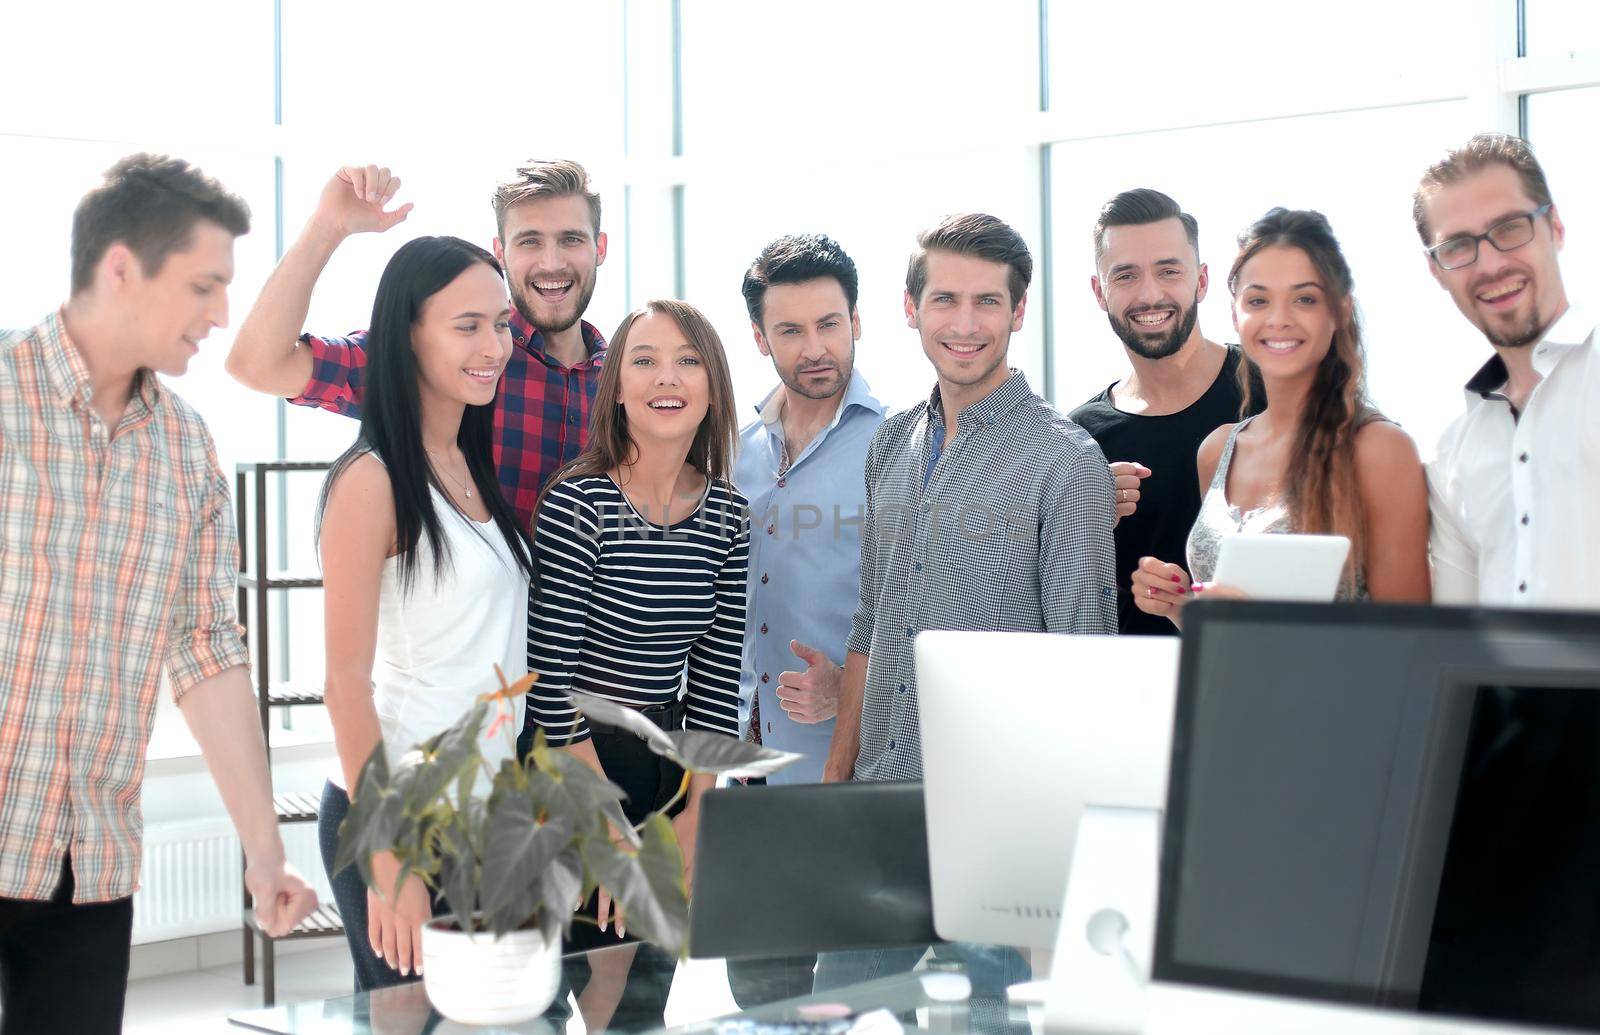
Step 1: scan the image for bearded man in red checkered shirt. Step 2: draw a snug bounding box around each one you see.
[226,160,610,532]
[227,160,612,760]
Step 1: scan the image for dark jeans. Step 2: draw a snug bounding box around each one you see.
[319,781,446,993]
[0,854,133,1035]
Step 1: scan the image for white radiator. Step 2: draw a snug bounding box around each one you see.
[132,819,334,944]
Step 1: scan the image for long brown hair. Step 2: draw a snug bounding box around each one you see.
[1228,208,1375,575]
[533,298,739,523]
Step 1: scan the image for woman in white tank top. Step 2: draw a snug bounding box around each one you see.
[315,235,535,991]
[1131,208,1431,627]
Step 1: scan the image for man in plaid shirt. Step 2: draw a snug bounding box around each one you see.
[0,155,317,1034]
[226,161,609,758]
[225,160,609,529]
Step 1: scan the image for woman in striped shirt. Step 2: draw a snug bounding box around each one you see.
[526,298,749,940]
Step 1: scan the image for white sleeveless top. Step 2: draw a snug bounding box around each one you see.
[330,486,530,789]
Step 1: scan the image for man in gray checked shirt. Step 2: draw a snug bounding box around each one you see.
[822,212,1118,783]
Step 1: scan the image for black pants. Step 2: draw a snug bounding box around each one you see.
[567,707,687,949]
[0,855,133,1035]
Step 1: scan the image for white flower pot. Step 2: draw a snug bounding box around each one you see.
[420,916,562,1025]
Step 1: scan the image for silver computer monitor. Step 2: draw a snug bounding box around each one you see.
[915,631,1181,949]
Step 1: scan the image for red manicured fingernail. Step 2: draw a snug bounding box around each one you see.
[1170,575,1182,583]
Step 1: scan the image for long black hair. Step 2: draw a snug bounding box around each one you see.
[317,235,534,591]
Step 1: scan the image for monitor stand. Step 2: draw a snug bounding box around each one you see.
[1007,805,1161,1035]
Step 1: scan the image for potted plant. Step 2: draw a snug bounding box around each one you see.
[334,670,798,1025]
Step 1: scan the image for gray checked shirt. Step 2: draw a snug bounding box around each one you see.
[845,369,1117,781]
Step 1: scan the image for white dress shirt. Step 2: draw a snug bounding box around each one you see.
[1427,303,1600,608]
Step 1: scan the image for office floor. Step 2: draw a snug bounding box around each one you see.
[122,942,741,1033]
[124,944,353,1034]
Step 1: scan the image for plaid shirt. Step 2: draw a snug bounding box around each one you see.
[291,312,607,528]
[0,311,250,903]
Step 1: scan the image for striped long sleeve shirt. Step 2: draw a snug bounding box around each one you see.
[525,475,750,745]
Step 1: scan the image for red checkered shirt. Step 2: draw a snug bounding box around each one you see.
[0,311,250,903]
[291,313,607,528]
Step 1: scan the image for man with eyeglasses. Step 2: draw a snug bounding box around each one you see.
[1413,132,1599,609]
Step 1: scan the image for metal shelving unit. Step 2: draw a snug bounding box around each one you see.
[235,460,338,1007]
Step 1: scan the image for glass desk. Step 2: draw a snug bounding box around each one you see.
[227,940,1038,1035]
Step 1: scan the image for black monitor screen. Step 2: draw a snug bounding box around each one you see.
[1154,602,1600,1032]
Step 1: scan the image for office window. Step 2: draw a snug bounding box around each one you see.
[4,4,274,133]
[1048,101,1476,457]
[1525,88,1600,308]
[279,1,625,147]
[679,0,1037,158]
[1047,0,1462,125]
[1523,2,1600,58]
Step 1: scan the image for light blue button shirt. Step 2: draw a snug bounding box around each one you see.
[733,372,886,785]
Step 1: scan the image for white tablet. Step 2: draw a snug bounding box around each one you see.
[1211,533,1351,603]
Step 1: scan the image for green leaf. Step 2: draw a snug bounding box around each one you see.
[534,752,640,848]
[437,832,478,929]
[530,727,555,775]
[332,744,391,876]
[588,814,689,955]
[480,798,574,937]
[665,730,803,778]
[540,846,584,938]
[455,762,478,812]
[353,740,393,795]
[336,783,405,886]
[567,692,677,756]
[391,746,457,816]
[538,896,566,946]
[426,700,489,785]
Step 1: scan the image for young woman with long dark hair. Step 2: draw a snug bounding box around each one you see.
[316,236,535,989]
[525,298,748,942]
[1133,208,1430,626]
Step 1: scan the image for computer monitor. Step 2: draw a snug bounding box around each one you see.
[1153,601,1600,1034]
[689,781,936,958]
[916,631,1181,949]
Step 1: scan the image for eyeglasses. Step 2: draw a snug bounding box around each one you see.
[1427,204,1552,271]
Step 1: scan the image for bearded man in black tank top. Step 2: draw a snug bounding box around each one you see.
[1069,189,1262,635]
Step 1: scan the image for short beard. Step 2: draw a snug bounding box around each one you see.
[1485,309,1546,350]
[777,344,854,401]
[510,273,597,336]
[1108,298,1198,361]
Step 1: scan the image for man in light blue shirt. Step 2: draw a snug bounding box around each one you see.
[734,234,886,786]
